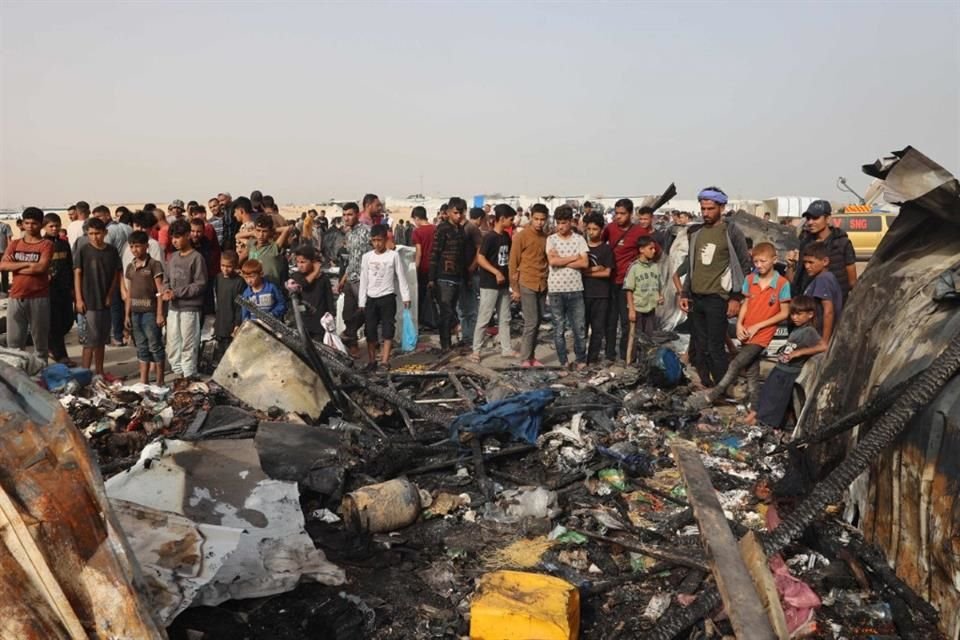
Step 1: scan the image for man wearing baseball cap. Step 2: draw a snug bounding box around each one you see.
[787,200,857,301]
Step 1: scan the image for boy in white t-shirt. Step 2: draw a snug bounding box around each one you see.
[545,206,589,369]
[359,224,411,371]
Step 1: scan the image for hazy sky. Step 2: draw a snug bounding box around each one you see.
[2,1,958,209]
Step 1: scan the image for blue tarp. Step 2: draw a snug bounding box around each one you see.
[449,388,556,444]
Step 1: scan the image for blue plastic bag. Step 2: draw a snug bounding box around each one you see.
[401,308,417,352]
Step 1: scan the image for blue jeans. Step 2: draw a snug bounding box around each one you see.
[550,291,587,365]
[131,311,166,364]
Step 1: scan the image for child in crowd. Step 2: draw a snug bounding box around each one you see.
[688,242,791,420]
[214,250,246,359]
[43,213,75,364]
[123,231,165,385]
[163,219,207,379]
[545,206,589,370]
[191,217,221,317]
[290,245,335,339]
[756,295,822,428]
[74,217,121,375]
[247,215,293,286]
[240,259,287,320]
[582,213,613,364]
[1,207,53,361]
[359,224,411,371]
[470,204,516,362]
[801,241,843,344]
[624,236,663,341]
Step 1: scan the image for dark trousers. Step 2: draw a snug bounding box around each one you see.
[604,288,630,360]
[0,271,8,294]
[636,310,657,337]
[110,285,124,342]
[757,368,801,428]
[436,281,461,350]
[417,271,437,329]
[48,291,74,361]
[689,293,730,387]
[584,296,608,364]
[342,280,364,347]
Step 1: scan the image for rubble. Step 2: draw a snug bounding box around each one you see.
[7,147,956,639]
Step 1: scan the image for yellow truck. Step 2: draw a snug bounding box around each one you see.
[830,206,897,259]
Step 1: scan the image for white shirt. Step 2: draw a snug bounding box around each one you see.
[67,219,86,249]
[358,249,410,307]
[546,232,588,293]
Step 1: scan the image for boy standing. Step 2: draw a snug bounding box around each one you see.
[359,224,411,371]
[123,231,165,385]
[470,204,515,362]
[801,241,844,344]
[411,206,437,330]
[163,219,207,379]
[240,260,287,320]
[429,198,468,352]
[247,215,293,286]
[290,245,335,340]
[43,213,75,364]
[688,242,791,419]
[546,205,589,370]
[1,208,53,360]
[509,204,549,367]
[756,295,822,428]
[74,217,121,375]
[213,250,245,359]
[582,213,613,364]
[624,236,664,340]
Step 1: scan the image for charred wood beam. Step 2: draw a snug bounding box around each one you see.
[671,439,776,640]
[572,530,709,572]
[400,444,537,477]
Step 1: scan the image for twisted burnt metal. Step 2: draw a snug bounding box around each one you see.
[649,331,960,640]
[235,296,453,429]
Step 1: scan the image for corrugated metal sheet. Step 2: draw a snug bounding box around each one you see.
[795,146,960,639]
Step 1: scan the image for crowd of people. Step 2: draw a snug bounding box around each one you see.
[0,186,858,429]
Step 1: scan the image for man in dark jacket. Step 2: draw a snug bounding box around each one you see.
[787,200,857,301]
[679,186,753,388]
[429,197,468,351]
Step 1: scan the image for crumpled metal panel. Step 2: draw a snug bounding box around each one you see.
[0,361,165,639]
[105,439,346,615]
[795,147,960,638]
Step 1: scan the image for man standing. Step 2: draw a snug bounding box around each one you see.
[546,206,589,370]
[471,204,516,362]
[67,201,91,249]
[509,204,549,367]
[360,193,383,226]
[787,200,857,302]
[1,208,52,360]
[335,202,370,357]
[429,198,468,351]
[411,206,437,330]
[602,198,649,362]
[679,187,753,388]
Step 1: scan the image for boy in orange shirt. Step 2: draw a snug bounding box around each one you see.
[687,242,790,421]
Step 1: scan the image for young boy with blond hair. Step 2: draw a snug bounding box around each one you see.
[688,242,791,421]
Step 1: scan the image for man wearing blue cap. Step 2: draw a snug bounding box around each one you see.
[787,200,857,301]
[678,187,753,388]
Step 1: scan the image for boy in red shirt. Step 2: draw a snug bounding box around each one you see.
[0,207,53,360]
[687,242,790,421]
